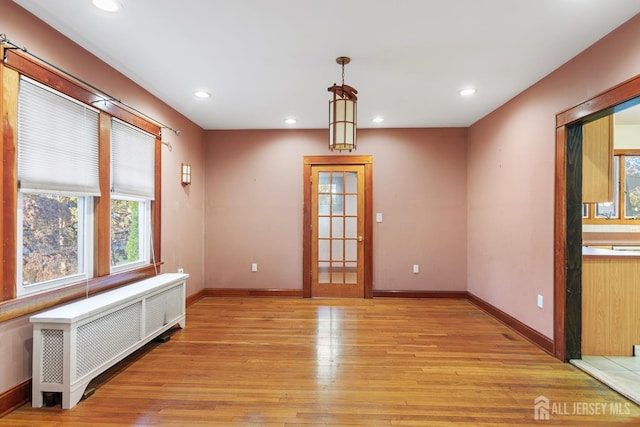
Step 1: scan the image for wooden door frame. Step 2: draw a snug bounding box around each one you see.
[303,155,373,298]
[554,74,640,361]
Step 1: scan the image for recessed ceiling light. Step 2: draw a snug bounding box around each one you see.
[372,117,384,124]
[92,0,120,12]
[193,91,211,99]
[459,88,477,96]
[284,118,297,125]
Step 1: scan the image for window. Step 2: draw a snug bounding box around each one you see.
[624,155,640,218]
[583,154,640,223]
[18,194,93,295]
[110,118,155,272]
[111,198,150,271]
[1,48,161,314]
[595,157,619,219]
[16,77,99,296]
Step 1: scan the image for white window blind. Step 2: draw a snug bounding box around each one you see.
[111,118,156,200]
[17,77,100,195]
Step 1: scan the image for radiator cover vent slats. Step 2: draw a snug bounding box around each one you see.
[145,285,182,335]
[76,302,142,378]
[41,329,64,384]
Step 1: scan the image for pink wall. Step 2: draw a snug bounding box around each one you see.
[204,128,468,292]
[3,0,640,406]
[467,13,640,339]
[0,2,205,395]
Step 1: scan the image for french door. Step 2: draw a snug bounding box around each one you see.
[303,156,373,298]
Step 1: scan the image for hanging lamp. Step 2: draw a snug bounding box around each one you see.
[328,56,357,152]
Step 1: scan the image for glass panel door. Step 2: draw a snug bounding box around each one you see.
[311,165,364,297]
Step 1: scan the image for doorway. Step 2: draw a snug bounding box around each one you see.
[554,75,640,361]
[303,156,373,298]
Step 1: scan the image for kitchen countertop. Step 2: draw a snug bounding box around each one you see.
[582,246,640,257]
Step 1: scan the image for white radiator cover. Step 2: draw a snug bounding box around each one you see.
[30,273,188,409]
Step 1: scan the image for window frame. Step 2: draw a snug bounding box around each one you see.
[0,47,162,322]
[583,150,640,224]
[16,193,94,297]
[110,196,152,273]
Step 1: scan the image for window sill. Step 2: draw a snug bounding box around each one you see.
[582,219,640,224]
[0,264,161,323]
[583,230,640,242]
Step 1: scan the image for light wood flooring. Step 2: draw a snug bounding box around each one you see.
[2,297,640,426]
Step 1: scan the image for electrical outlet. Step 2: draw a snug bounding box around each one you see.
[537,294,543,309]
[251,263,258,272]
[177,267,184,274]
[413,264,419,274]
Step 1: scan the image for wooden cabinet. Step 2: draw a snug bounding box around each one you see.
[582,255,640,356]
[582,115,613,203]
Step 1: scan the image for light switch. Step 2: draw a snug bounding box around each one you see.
[376,213,383,223]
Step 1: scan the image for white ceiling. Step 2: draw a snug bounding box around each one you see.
[11,0,640,130]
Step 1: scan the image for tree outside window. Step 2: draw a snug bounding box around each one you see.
[22,194,80,285]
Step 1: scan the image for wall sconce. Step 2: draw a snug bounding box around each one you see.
[181,163,191,186]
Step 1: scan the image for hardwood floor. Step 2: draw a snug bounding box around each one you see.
[2,297,639,426]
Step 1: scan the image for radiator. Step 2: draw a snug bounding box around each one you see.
[30,273,188,409]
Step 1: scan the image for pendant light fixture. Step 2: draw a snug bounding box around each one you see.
[328,56,358,152]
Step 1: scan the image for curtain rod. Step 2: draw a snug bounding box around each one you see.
[0,33,181,140]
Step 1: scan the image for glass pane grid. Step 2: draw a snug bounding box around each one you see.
[317,170,358,285]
